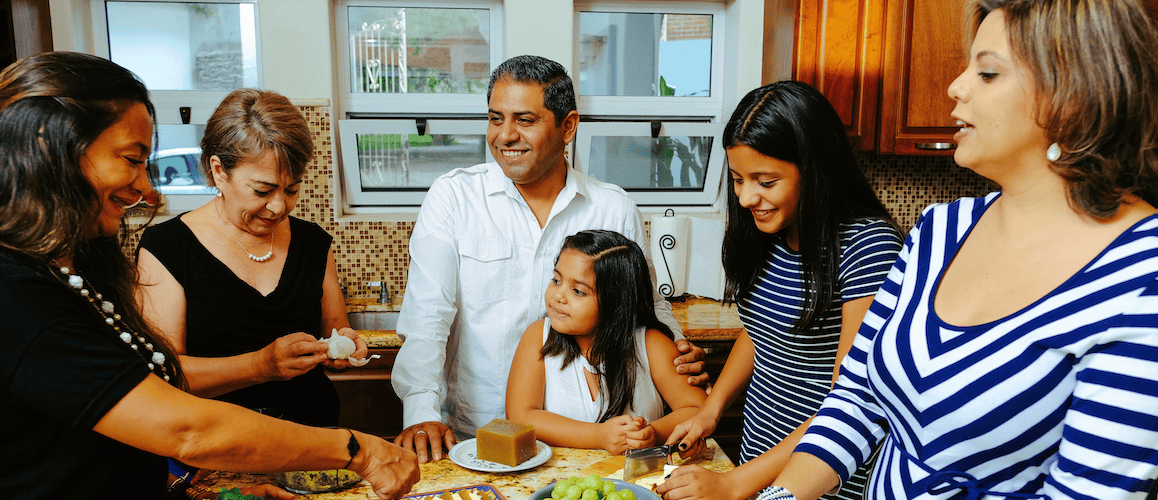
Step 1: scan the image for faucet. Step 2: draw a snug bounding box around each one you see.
[366,281,391,305]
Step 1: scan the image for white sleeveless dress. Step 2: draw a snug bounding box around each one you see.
[540,318,665,423]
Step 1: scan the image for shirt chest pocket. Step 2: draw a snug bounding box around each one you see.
[458,239,514,306]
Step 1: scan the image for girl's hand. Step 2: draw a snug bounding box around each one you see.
[322,327,369,370]
[655,465,732,500]
[625,419,656,450]
[664,409,718,458]
[259,333,329,382]
[599,415,646,455]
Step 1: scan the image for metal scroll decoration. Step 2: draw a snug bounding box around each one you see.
[657,208,677,297]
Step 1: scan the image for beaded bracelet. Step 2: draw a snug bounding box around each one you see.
[757,486,798,500]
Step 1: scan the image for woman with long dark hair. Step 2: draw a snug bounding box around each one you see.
[660,81,903,500]
[0,52,418,500]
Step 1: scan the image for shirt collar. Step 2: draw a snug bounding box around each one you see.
[484,161,587,208]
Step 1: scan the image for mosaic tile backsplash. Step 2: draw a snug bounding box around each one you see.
[125,104,996,302]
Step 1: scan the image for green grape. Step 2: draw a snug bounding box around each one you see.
[581,489,599,500]
[601,480,617,497]
[620,489,635,500]
[552,480,569,499]
[565,484,583,500]
[605,492,624,500]
[583,474,603,491]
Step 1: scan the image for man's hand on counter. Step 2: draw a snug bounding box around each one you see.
[674,339,711,391]
[394,421,457,463]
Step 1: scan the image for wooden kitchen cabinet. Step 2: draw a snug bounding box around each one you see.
[329,348,405,441]
[788,0,967,155]
[791,0,887,152]
[877,0,968,154]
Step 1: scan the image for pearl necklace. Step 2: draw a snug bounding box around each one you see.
[215,200,274,262]
[56,265,171,382]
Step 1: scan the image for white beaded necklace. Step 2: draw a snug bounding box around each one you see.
[55,265,171,382]
[215,200,274,262]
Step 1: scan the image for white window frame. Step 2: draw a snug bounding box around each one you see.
[573,0,726,120]
[91,0,262,213]
[337,118,494,209]
[334,0,504,117]
[572,1,727,210]
[574,121,725,207]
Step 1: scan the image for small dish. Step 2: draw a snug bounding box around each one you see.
[277,469,361,494]
[527,479,660,500]
[448,438,552,473]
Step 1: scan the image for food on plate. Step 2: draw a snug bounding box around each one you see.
[550,474,636,500]
[475,418,536,466]
[278,468,361,493]
[633,474,666,492]
[401,485,501,500]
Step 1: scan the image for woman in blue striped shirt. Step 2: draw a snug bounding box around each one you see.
[658,81,903,500]
[764,1,1158,499]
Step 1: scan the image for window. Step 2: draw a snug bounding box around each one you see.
[334,1,502,210]
[337,119,493,207]
[92,0,261,211]
[573,2,727,209]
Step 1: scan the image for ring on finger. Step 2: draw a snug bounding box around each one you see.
[415,430,427,436]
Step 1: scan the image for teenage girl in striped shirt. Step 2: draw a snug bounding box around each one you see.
[658,81,903,500]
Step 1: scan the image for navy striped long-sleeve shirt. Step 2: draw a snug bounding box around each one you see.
[798,193,1158,500]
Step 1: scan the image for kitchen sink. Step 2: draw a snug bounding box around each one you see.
[347,310,400,330]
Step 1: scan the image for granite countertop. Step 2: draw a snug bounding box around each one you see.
[348,297,742,349]
[194,439,735,500]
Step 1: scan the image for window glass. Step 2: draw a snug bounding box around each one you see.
[577,12,712,97]
[148,124,215,196]
[105,2,259,91]
[353,132,487,189]
[346,6,492,94]
[586,135,713,190]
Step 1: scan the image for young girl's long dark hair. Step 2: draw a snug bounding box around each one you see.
[0,52,184,388]
[721,81,898,333]
[541,230,673,423]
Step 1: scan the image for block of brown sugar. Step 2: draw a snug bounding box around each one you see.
[475,418,536,466]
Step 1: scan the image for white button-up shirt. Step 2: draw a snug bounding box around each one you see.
[392,162,681,437]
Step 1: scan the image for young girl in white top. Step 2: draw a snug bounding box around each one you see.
[506,230,708,455]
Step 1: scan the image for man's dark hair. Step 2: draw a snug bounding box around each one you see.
[487,55,577,126]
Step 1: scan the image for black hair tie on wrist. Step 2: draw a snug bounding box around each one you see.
[344,429,361,470]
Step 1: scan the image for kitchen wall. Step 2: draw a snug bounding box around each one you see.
[130,102,995,303]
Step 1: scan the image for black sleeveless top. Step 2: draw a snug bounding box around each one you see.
[139,215,339,426]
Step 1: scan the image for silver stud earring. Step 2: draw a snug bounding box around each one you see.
[1046,143,1061,162]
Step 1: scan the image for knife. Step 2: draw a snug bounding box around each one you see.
[623,445,672,482]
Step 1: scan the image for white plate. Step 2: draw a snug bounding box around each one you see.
[448,438,552,473]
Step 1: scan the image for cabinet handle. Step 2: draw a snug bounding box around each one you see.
[914,142,957,150]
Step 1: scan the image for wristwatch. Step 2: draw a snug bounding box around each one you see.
[344,429,361,470]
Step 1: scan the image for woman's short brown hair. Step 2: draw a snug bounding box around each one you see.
[968,0,1158,217]
[199,88,313,186]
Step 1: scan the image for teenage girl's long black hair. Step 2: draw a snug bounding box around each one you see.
[721,81,898,333]
[540,230,673,423]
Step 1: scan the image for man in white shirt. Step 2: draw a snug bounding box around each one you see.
[392,55,708,463]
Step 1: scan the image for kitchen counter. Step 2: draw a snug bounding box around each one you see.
[348,297,743,348]
[193,439,735,499]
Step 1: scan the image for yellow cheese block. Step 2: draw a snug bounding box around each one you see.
[475,418,536,467]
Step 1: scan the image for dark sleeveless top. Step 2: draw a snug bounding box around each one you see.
[139,215,339,426]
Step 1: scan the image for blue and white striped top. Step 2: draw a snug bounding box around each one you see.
[740,218,902,500]
[798,194,1158,500]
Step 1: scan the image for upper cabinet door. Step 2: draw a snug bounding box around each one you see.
[878,0,968,155]
[792,0,886,152]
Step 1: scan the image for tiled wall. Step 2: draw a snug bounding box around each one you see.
[126,104,996,302]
